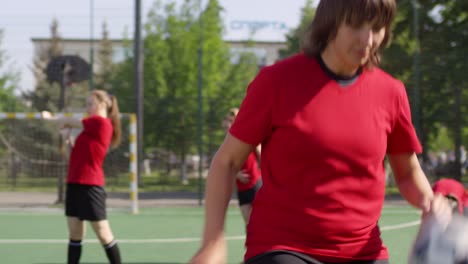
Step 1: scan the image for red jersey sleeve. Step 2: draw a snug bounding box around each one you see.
[82,116,112,143]
[387,81,422,154]
[229,67,276,146]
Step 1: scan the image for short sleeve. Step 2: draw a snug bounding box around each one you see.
[83,116,101,137]
[229,66,276,146]
[387,82,422,154]
[82,116,112,142]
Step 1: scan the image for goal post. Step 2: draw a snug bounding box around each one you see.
[0,112,138,214]
[128,113,138,214]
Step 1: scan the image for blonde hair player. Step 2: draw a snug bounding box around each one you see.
[42,89,122,264]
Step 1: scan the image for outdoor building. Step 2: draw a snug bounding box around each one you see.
[31,37,287,76]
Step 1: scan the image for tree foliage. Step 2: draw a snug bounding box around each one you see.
[384,1,468,155]
[95,21,114,91]
[111,0,258,169]
[379,0,468,178]
[24,19,63,111]
[0,30,22,111]
[278,0,316,59]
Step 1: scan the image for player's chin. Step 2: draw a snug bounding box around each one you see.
[358,57,369,66]
[344,59,366,72]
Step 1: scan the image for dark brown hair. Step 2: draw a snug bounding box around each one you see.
[302,0,397,68]
[91,89,121,148]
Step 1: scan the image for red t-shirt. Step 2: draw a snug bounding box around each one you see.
[236,151,261,191]
[229,54,422,262]
[67,115,113,186]
[432,178,467,214]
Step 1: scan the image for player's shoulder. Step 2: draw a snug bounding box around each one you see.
[85,115,103,122]
[261,53,317,76]
[84,115,112,127]
[366,67,406,98]
[367,67,402,86]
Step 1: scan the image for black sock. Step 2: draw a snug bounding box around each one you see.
[67,239,82,264]
[104,240,121,264]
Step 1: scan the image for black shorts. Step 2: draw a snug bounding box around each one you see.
[65,183,107,221]
[237,180,262,206]
[245,250,389,264]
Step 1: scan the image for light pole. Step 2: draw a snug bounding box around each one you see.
[197,0,204,206]
[134,0,144,190]
[412,0,421,139]
[89,0,94,90]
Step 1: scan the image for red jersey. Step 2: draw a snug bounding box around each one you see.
[432,178,467,214]
[67,115,113,186]
[236,151,261,191]
[229,54,422,262]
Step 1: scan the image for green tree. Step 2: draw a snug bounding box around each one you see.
[201,1,259,159]
[0,28,64,198]
[428,0,468,179]
[428,124,454,152]
[138,0,195,181]
[109,28,133,112]
[95,21,113,91]
[383,2,444,147]
[383,1,468,179]
[278,0,316,59]
[110,0,258,181]
[0,30,22,111]
[24,18,63,111]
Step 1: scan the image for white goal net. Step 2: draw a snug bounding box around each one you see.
[0,112,138,213]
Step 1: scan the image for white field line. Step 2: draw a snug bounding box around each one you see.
[380,220,421,231]
[0,237,239,244]
[0,209,419,216]
[0,220,420,244]
[0,211,241,216]
[380,210,420,215]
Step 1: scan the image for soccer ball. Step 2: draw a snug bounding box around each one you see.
[409,215,468,264]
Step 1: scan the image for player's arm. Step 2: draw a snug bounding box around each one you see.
[41,111,82,128]
[388,153,434,211]
[190,133,253,264]
[388,153,451,218]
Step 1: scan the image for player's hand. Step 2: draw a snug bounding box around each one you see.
[423,194,452,227]
[41,111,55,120]
[236,170,251,184]
[189,240,227,264]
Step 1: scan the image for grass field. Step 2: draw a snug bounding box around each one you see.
[0,205,420,264]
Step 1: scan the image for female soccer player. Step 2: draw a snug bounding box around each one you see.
[43,89,122,264]
[222,108,261,224]
[190,1,451,263]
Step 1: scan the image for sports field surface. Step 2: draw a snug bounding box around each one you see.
[0,204,420,264]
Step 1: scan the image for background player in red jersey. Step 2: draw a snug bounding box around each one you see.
[408,179,468,264]
[43,89,122,264]
[222,108,262,225]
[190,1,451,264]
[432,178,467,216]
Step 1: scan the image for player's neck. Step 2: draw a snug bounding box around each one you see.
[95,109,108,118]
[321,48,360,77]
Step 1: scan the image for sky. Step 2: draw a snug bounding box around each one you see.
[0,0,312,93]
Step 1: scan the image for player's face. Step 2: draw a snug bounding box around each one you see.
[86,95,100,116]
[330,21,386,70]
[222,115,235,131]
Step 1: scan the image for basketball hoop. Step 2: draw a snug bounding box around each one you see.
[46,55,91,85]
